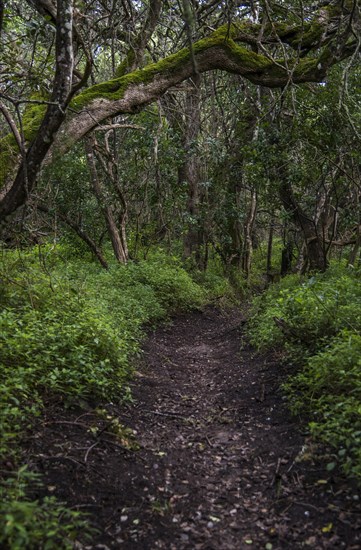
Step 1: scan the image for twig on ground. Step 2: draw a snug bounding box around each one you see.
[145,409,189,418]
[84,441,100,463]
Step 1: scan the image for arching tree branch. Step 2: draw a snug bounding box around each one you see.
[0,0,359,223]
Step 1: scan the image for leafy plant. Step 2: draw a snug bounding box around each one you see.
[248,263,361,480]
[0,244,208,548]
[285,331,361,479]
[0,468,92,550]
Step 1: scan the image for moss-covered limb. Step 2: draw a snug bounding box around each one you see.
[0,98,50,190]
[69,0,351,113]
[0,19,347,177]
[68,28,329,114]
[69,32,272,112]
[47,37,332,165]
[0,1,356,198]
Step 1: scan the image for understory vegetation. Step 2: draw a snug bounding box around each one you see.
[1,0,361,546]
[249,263,361,480]
[0,244,223,549]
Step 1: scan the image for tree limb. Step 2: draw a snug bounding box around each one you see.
[0,0,359,222]
[0,0,74,222]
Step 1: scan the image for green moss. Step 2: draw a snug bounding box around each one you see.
[0,146,14,189]
[71,27,272,111]
[293,57,319,78]
[22,101,47,142]
[226,42,272,71]
[115,50,136,78]
[0,96,47,189]
[287,22,324,48]
[71,45,195,110]
[0,134,19,189]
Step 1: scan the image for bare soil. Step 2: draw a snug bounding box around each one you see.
[27,307,361,549]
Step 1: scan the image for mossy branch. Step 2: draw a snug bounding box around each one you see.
[0,0,358,219]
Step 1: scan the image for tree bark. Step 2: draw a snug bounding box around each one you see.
[182,78,202,264]
[266,221,274,283]
[85,138,128,264]
[37,204,109,269]
[279,174,328,271]
[0,2,358,222]
[0,0,74,223]
[242,188,257,278]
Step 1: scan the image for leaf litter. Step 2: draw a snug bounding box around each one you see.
[26,307,361,548]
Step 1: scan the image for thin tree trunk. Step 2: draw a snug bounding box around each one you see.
[266,221,274,283]
[85,138,128,264]
[242,188,257,278]
[93,137,129,263]
[348,224,361,267]
[37,204,108,269]
[182,78,202,264]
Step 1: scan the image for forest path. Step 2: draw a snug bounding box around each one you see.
[29,307,361,549]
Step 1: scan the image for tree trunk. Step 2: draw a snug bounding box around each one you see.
[242,188,257,278]
[0,0,74,223]
[279,176,328,272]
[37,204,108,269]
[348,224,361,267]
[281,241,293,276]
[266,221,274,283]
[85,138,128,264]
[181,78,202,265]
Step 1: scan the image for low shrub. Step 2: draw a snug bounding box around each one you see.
[248,263,361,480]
[0,244,207,548]
[285,331,361,480]
[248,263,361,353]
[0,468,91,550]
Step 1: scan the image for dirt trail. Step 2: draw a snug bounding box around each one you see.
[29,308,361,549]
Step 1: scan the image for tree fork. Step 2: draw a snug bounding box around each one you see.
[0,1,359,222]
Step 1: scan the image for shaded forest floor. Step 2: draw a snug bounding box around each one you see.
[27,308,361,549]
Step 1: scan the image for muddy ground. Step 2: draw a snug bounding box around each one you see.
[27,307,361,549]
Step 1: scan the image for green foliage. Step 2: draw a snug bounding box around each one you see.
[192,255,238,304]
[124,255,206,312]
[198,269,236,303]
[248,263,361,352]
[0,243,207,547]
[248,263,361,479]
[285,331,361,480]
[0,468,91,550]
[0,245,206,458]
[250,238,284,286]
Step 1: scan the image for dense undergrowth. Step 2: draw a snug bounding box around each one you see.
[2,239,360,548]
[248,262,361,481]
[0,243,229,549]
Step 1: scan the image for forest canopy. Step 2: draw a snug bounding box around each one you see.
[0,0,360,258]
